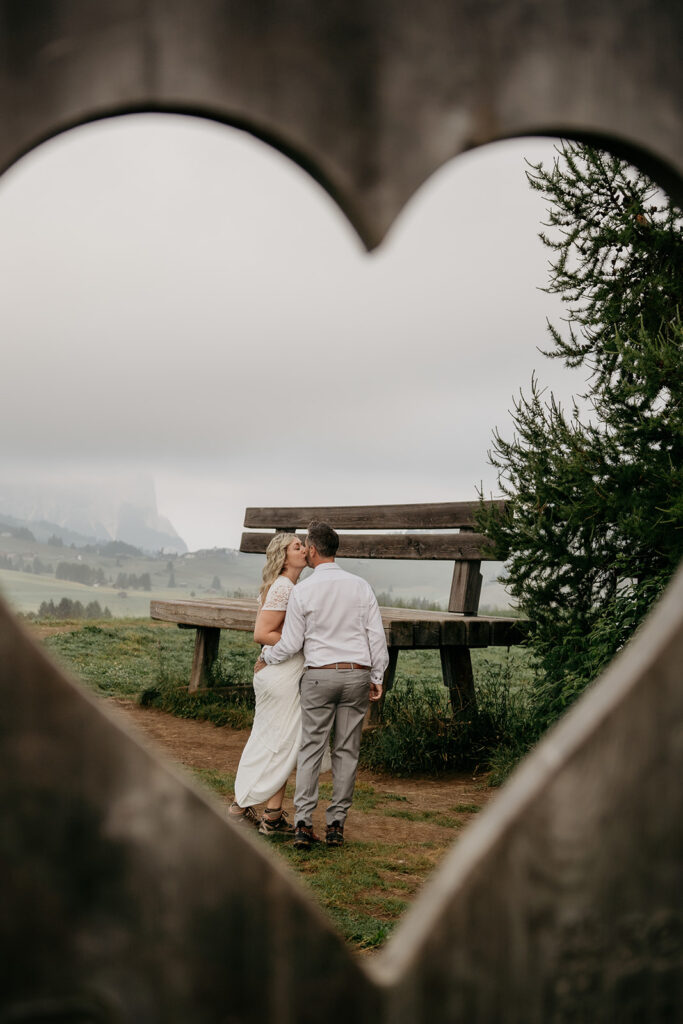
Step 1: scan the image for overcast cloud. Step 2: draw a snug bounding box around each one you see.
[0,115,585,549]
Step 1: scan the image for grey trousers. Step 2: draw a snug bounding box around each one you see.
[294,668,371,827]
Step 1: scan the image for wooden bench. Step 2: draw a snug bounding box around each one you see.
[150,501,528,715]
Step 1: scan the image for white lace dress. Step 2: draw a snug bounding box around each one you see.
[233,576,305,807]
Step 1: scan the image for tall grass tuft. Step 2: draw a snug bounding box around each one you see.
[472,658,537,784]
[138,631,259,730]
[360,653,537,781]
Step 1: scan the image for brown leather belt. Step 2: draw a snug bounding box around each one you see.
[311,663,371,670]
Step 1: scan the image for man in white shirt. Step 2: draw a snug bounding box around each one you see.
[258,521,389,849]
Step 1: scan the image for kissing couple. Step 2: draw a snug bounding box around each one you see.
[228,521,389,849]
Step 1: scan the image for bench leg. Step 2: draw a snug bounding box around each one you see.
[188,627,221,693]
[440,646,477,717]
[364,647,398,728]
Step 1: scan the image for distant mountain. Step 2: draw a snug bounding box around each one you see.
[0,512,98,547]
[0,475,187,554]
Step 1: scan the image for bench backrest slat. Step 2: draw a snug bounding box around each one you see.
[243,500,505,531]
[240,531,492,561]
[240,500,505,615]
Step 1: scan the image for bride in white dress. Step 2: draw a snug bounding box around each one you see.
[228,533,307,834]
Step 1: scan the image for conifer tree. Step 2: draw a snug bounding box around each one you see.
[480,142,683,730]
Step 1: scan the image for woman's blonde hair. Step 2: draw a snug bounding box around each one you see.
[259,532,299,604]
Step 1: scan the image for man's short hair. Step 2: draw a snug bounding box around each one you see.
[307,521,339,557]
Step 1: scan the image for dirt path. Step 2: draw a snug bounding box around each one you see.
[105,698,495,845]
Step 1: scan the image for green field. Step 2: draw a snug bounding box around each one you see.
[40,619,535,775]
[34,618,536,950]
[0,569,173,617]
[0,532,263,617]
[0,567,258,619]
[0,525,516,617]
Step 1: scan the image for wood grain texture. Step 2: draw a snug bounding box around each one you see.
[413,620,442,648]
[0,595,378,1024]
[384,647,400,692]
[382,619,416,648]
[0,2,680,1018]
[243,501,505,530]
[440,647,476,713]
[440,618,470,646]
[188,627,221,693]
[488,617,530,646]
[378,566,683,1024]
[150,599,523,650]
[448,560,484,613]
[240,532,492,560]
[4,556,683,1024]
[150,598,259,631]
[464,619,492,649]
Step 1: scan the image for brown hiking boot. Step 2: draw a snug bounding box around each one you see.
[326,822,344,847]
[258,808,295,836]
[228,803,260,829]
[293,822,319,850]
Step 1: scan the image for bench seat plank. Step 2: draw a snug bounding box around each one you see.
[150,598,258,631]
[150,599,528,649]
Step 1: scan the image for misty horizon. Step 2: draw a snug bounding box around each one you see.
[1,115,586,551]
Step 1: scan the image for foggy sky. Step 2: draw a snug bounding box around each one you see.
[0,114,585,549]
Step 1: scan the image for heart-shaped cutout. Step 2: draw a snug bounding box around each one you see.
[0,120,572,947]
[2,566,682,1021]
[1,117,682,1022]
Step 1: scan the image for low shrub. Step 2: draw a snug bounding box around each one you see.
[360,684,460,774]
[360,652,538,781]
[44,619,258,724]
[471,657,537,780]
[139,682,254,730]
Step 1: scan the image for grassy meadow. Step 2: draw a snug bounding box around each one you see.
[36,616,537,951]
[42,618,535,752]
[0,525,516,618]
[187,767,478,950]
[0,532,263,617]
[0,568,170,616]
